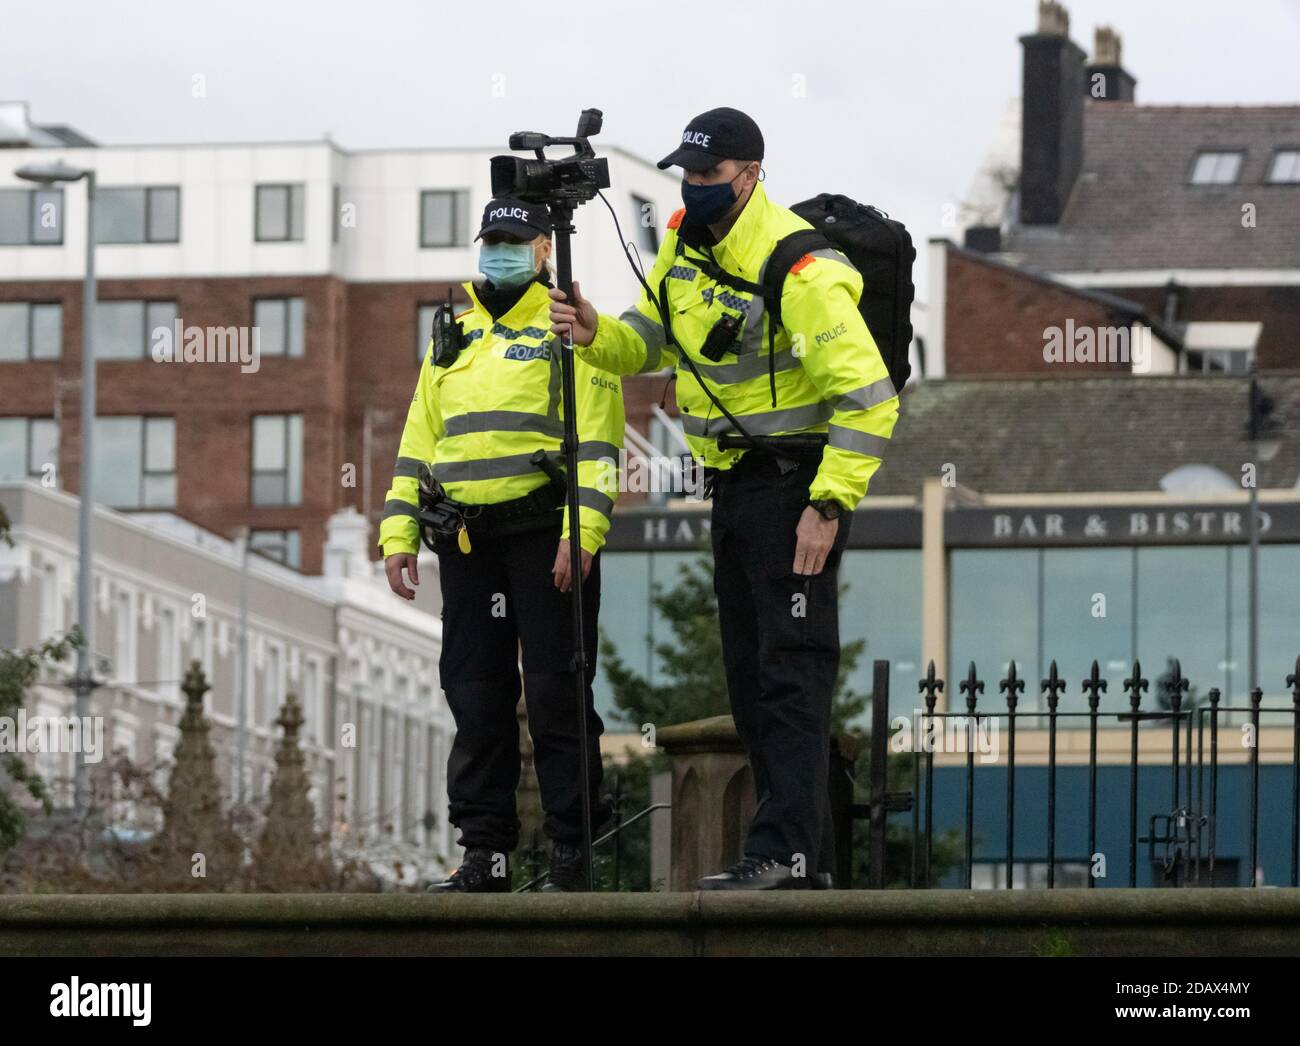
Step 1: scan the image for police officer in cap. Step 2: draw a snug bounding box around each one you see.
[381,196,623,892]
[550,108,898,889]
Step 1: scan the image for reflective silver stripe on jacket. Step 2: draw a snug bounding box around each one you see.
[442,411,564,439]
[392,457,423,478]
[578,440,619,462]
[578,486,615,518]
[690,348,803,386]
[828,424,890,458]
[679,400,834,438]
[432,454,546,483]
[833,375,897,413]
[383,498,420,520]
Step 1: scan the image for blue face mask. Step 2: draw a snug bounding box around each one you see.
[681,174,740,226]
[478,241,537,287]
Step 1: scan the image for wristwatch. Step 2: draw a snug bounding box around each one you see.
[809,498,843,521]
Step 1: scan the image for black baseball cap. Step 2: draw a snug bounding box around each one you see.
[657,107,764,172]
[475,197,552,241]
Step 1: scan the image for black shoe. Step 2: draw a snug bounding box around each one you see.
[540,841,590,892]
[697,855,809,891]
[426,848,510,893]
[811,871,835,890]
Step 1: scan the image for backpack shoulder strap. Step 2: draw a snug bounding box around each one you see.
[755,228,832,406]
[760,228,834,322]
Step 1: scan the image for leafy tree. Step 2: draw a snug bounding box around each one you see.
[600,554,867,732]
[0,508,81,857]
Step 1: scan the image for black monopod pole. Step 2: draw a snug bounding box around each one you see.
[549,200,596,890]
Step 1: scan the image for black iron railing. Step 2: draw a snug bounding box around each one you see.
[860,657,1300,889]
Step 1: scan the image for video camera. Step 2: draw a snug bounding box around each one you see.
[490,108,611,206]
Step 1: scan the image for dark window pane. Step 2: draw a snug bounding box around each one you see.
[96,302,145,359]
[0,302,26,360]
[421,190,467,247]
[255,299,288,356]
[252,473,287,506]
[950,549,1040,703]
[95,416,144,508]
[28,418,58,477]
[0,191,29,245]
[97,188,147,243]
[287,297,304,357]
[148,187,179,242]
[31,303,62,360]
[0,419,25,478]
[1041,548,1133,716]
[288,186,304,241]
[31,190,63,244]
[142,473,176,508]
[145,417,175,472]
[256,186,288,240]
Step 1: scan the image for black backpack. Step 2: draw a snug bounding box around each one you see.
[763,194,915,395]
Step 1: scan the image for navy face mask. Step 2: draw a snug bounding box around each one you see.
[680,173,742,226]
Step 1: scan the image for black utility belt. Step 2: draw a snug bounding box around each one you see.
[716,431,827,455]
[467,484,566,533]
[418,481,564,549]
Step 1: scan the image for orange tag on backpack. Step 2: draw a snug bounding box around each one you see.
[457,526,472,554]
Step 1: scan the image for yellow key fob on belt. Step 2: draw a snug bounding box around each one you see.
[457,527,472,554]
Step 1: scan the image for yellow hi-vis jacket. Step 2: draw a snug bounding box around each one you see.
[576,181,898,510]
[378,278,624,558]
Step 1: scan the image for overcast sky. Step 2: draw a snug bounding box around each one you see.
[4,0,1299,293]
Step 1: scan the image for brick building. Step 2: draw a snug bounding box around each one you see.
[928,1,1300,379]
[0,101,681,574]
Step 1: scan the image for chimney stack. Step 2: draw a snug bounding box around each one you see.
[1018,1,1087,225]
[1086,26,1137,102]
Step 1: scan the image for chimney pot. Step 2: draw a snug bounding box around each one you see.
[1037,0,1070,37]
[1094,26,1122,67]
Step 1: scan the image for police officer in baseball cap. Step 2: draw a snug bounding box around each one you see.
[656,106,765,232]
[383,192,623,894]
[550,105,900,891]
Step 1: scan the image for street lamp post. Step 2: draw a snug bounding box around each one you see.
[1245,360,1281,695]
[16,161,97,811]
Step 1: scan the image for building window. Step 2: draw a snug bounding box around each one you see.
[94,416,176,509]
[419,190,470,247]
[1266,150,1300,184]
[0,417,58,481]
[1189,150,1243,185]
[253,297,305,358]
[417,303,439,363]
[39,560,62,638]
[0,302,62,361]
[95,300,177,360]
[1186,347,1252,374]
[303,658,320,744]
[157,604,179,701]
[255,184,305,242]
[95,186,180,244]
[0,187,63,245]
[332,184,341,244]
[111,588,136,685]
[251,414,303,506]
[631,194,659,253]
[249,529,301,569]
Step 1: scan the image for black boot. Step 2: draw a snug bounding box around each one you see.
[540,841,590,892]
[426,848,511,893]
[697,855,810,891]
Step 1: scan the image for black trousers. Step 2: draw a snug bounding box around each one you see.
[709,451,852,872]
[435,515,607,853]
